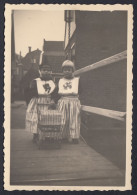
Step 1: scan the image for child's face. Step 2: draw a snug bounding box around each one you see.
[40,67,51,78]
[63,66,73,78]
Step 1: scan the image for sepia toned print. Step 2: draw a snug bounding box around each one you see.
[4,4,133,191]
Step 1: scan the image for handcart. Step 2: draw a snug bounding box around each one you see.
[36,104,64,149]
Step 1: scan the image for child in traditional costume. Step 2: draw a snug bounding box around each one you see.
[26,55,58,142]
[58,60,81,144]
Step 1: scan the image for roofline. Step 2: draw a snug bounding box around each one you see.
[24,49,42,58]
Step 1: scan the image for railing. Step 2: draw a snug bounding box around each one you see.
[52,50,127,121]
[81,105,126,122]
[74,50,127,76]
[52,50,127,77]
[78,51,127,121]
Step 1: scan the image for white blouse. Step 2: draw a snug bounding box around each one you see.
[35,78,55,95]
[58,77,79,95]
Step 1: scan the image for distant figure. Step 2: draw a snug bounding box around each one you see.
[58,60,81,144]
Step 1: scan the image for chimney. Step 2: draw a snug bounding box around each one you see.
[28,46,31,53]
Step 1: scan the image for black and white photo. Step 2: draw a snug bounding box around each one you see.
[4,4,133,191]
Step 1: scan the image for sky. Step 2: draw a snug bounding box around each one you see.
[14,10,65,56]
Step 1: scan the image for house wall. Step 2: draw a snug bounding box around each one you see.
[75,11,127,169]
[75,11,127,111]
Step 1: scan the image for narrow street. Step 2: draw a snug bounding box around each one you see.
[10,102,125,186]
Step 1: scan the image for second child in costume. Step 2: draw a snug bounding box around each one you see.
[26,55,59,142]
[58,60,81,144]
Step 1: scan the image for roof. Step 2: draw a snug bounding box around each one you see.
[22,41,65,73]
[22,49,42,71]
[47,55,65,73]
[43,40,65,73]
[43,40,64,52]
[24,49,41,59]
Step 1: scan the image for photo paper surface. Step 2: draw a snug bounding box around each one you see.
[4,4,133,191]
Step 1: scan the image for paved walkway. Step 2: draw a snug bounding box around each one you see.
[10,129,125,186]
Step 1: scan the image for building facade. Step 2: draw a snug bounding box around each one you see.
[22,47,42,73]
[64,10,127,111]
[43,39,65,75]
[64,10,127,168]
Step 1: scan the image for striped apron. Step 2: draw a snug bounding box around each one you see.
[58,95,81,139]
[26,95,54,134]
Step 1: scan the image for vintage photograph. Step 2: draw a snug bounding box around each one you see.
[4,4,132,191]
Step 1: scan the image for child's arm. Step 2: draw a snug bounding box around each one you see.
[51,84,61,104]
[29,80,38,99]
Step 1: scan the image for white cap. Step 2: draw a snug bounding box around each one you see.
[62,60,75,70]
